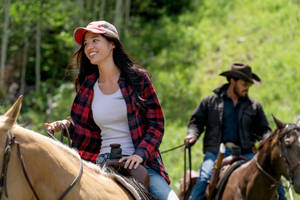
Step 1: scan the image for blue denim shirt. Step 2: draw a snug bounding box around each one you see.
[222,93,242,145]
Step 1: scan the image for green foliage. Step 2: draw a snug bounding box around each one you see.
[19,82,75,133]
[131,0,194,21]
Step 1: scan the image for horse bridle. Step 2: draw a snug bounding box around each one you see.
[279,124,300,183]
[255,123,300,187]
[0,130,83,200]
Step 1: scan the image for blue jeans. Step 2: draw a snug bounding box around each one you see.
[189,149,286,200]
[146,167,179,200]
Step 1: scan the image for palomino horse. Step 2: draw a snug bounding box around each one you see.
[0,96,149,200]
[220,116,300,200]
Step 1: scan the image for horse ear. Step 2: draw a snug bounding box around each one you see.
[4,95,23,128]
[272,114,285,129]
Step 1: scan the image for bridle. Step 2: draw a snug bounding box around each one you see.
[279,124,300,183]
[255,123,300,187]
[0,130,83,200]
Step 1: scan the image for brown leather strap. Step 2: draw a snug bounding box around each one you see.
[47,127,83,200]
[57,158,83,200]
[255,157,282,187]
[1,129,82,200]
[0,135,11,198]
[183,146,192,200]
[291,162,300,172]
[60,123,71,147]
[47,122,72,148]
[16,143,40,200]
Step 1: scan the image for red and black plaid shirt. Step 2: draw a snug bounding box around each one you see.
[69,70,170,183]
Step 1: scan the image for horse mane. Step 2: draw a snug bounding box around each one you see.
[106,168,153,200]
[258,129,279,150]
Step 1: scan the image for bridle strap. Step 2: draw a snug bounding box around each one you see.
[279,125,300,182]
[47,127,83,200]
[16,142,40,200]
[291,162,300,172]
[183,145,192,200]
[0,130,40,200]
[255,157,282,187]
[61,123,71,147]
[0,133,12,198]
[57,158,83,200]
[1,130,83,200]
[47,122,72,148]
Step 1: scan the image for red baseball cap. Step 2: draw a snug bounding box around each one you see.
[73,21,119,45]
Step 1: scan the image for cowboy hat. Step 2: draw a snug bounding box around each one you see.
[219,63,261,85]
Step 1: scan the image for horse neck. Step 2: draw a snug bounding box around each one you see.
[256,137,283,180]
[1,125,135,200]
[7,126,83,198]
[232,146,281,200]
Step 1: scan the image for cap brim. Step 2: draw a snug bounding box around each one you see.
[73,27,106,46]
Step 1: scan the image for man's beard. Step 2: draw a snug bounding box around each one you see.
[233,84,248,99]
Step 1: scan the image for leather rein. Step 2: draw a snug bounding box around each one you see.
[0,129,83,200]
[255,124,300,187]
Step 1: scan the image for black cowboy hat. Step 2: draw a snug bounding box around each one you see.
[219,63,261,85]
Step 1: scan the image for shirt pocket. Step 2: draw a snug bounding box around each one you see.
[242,109,257,132]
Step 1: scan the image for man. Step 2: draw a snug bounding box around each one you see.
[184,63,286,200]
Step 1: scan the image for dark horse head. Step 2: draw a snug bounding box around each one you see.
[273,116,300,193]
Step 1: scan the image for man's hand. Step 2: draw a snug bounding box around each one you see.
[184,135,197,147]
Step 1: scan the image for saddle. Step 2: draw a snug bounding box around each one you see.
[210,156,248,200]
[101,144,150,191]
[205,147,250,200]
[105,159,150,190]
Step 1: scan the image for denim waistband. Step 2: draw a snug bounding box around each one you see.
[96,153,130,165]
[96,153,111,165]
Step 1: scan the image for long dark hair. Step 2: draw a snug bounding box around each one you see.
[70,33,146,108]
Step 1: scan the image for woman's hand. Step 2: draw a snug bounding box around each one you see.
[44,120,70,133]
[119,154,143,169]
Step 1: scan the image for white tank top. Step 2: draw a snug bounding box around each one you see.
[92,81,135,155]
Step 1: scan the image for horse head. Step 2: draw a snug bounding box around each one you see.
[273,115,300,193]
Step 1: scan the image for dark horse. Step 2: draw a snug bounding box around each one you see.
[219,116,300,200]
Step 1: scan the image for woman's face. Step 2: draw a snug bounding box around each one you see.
[83,32,115,65]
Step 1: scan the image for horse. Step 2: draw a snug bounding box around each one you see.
[0,96,150,200]
[218,116,300,200]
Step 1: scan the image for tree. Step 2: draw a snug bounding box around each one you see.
[20,40,29,95]
[0,0,11,94]
[35,17,41,93]
[100,0,106,20]
[114,0,123,34]
[124,0,131,30]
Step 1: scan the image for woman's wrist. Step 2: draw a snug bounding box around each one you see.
[60,120,71,129]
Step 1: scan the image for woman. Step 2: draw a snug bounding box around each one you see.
[45,20,178,200]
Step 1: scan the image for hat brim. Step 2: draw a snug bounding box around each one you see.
[73,27,106,46]
[219,71,261,85]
